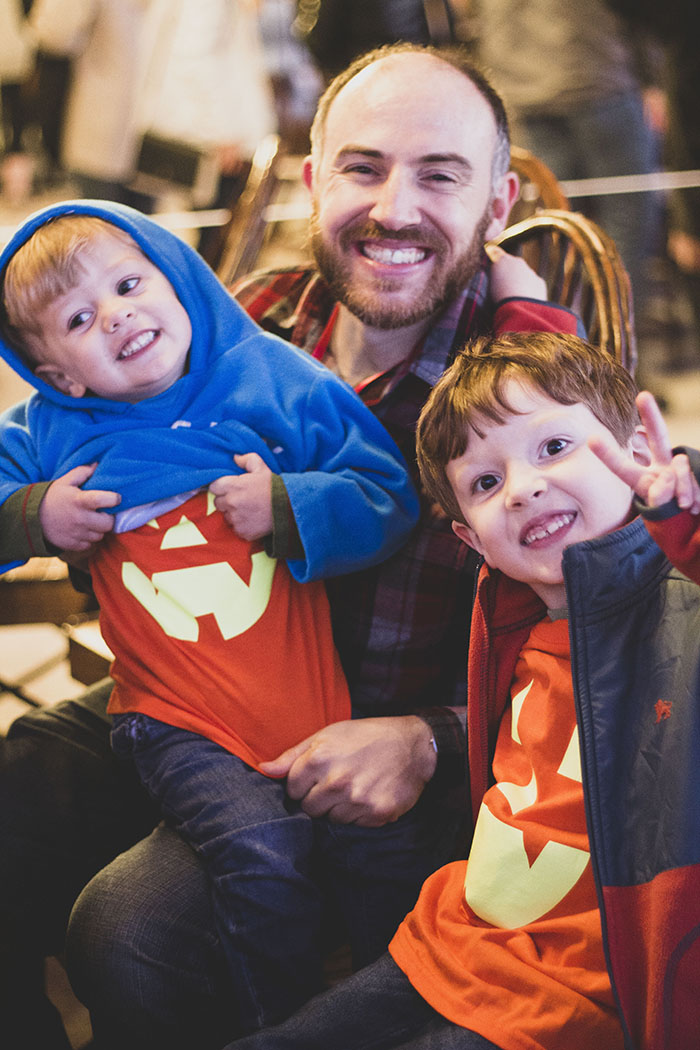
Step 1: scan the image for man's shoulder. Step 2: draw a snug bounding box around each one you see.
[230,266,336,353]
[230,267,319,319]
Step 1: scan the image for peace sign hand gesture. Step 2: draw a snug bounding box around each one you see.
[588,391,700,514]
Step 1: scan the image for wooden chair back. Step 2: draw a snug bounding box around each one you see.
[492,209,637,373]
[507,146,570,224]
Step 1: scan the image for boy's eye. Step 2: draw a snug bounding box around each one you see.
[473,473,500,494]
[118,276,139,295]
[68,310,91,331]
[543,437,568,457]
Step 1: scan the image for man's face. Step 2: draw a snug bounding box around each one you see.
[447,379,638,610]
[305,53,516,329]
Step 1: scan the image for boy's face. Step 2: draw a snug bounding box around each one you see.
[447,379,643,609]
[30,231,192,401]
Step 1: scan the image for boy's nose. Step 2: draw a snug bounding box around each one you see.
[103,302,134,333]
[368,169,421,230]
[504,466,547,509]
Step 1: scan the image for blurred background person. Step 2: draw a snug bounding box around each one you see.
[28,0,277,248]
[294,0,458,82]
[0,0,36,205]
[474,0,664,342]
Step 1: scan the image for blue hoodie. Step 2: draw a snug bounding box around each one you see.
[0,200,418,581]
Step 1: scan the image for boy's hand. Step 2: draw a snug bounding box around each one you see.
[209,452,274,540]
[39,464,121,552]
[589,391,700,513]
[485,243,547,302]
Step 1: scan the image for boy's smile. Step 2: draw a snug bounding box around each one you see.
[447,380,641,609]
[31,232,192,402]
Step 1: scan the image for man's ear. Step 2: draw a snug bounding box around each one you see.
[34,362,86,398]
[301,155,314,193]
[452,519,485,556]
[630,426,652,467]
[483,171,519,241]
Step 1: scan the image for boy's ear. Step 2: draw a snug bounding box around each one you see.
[452,519,485,556]
[629,426,652,467]
[34,362,87,399]
[301,155,314,193]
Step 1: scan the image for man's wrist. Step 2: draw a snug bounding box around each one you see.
[415,707,467,791]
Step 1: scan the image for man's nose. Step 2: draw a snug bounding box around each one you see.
[368,169,421,229]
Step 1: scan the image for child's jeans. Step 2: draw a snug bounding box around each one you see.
[111,713,456,1035]
[111,712,322,1034]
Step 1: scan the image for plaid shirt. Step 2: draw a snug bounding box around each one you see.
[232,263,577,776]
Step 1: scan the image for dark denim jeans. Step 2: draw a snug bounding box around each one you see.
[68,715,460,1047]
[224,952,501,1050]
[111,713,324,1034]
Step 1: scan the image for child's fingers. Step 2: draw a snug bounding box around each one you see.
[669,453,700,513]
[588,434,646,490]
[81,488,121,510]
[646,467,678,509]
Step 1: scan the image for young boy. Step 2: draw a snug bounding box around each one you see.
[223,331,700,1050]
[0,200,420,1033]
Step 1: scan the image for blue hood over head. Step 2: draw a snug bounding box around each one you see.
[0,198,262,412]
[0,200,419,582]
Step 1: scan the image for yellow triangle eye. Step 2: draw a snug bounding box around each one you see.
[161,516,208,550]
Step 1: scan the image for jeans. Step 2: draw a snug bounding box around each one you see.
[102,713,460,1041]
[110,713,324,1035]
[68,718,460,1048]
[223,952,501,1050]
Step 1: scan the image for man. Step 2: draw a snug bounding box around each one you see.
[0,43,581,1049]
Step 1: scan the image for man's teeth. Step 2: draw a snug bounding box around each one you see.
[119,331,157,359]
[362,244,426,265]
[523,513,574,546]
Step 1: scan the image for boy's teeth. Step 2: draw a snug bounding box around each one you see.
[119,331,156,359]
[362,244,426,265]
[523,513,574,546]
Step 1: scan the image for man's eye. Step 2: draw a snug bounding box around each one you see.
[118,277,139,295]
[425,172,456,183]
[68,311,90,330]
[473,473,499,493]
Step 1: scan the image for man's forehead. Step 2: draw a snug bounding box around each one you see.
[321,54,496,161]
[329,52,490,119]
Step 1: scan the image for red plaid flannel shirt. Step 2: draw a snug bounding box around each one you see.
[232,263,580,782]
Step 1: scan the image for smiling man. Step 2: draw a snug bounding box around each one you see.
[1,44,585,1050]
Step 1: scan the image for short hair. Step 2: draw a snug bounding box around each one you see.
[2,215,135,359]
[309,42,511,187]
[417,331,639,523]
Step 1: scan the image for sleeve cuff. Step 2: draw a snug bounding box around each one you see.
[267,474,305,561]
[0,482,54,563]
[415,706,467,792]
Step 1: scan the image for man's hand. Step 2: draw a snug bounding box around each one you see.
[485,243,547,302]
[260,716,438,827]
[209,453,274,540]
[39,464,120,551]
[589,391,700,512]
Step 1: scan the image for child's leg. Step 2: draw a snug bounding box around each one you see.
[220,953,500,1050]
[111,714,323,1034]
[316,793,462,967]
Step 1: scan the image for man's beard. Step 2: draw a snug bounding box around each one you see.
[310,206,493,330]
